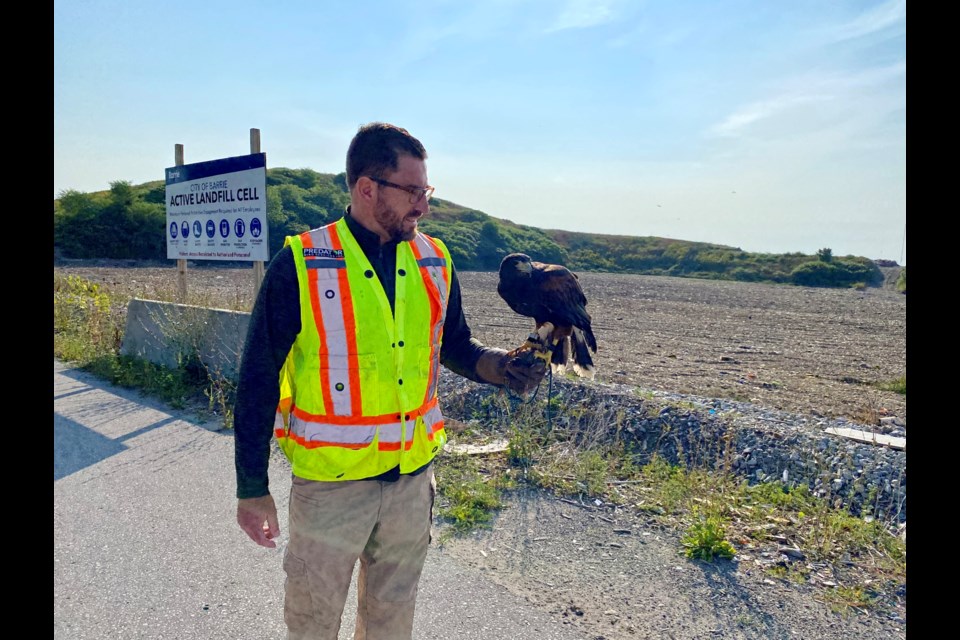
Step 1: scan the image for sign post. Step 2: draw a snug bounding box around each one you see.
[250,128,265,300]
[174,144,187,302]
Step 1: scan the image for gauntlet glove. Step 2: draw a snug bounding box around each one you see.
[475,348,548,395]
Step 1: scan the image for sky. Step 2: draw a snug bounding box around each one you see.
[54,0,906,264]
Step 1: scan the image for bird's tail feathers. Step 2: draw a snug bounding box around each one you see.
[583,325,598,353]
[570,327,596,380]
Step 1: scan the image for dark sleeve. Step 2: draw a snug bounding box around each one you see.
[439,264,497,384]
[233,247,302,499]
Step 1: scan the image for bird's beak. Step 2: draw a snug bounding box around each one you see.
[517,261,532,274]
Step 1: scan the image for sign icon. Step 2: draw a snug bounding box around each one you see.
[250,217,262,238]
[181,221,190,238]
[234,218,246,238]
[193,220,202,238]
[220,219,230,238]
[170,222,178,239]
[206,219,216,238]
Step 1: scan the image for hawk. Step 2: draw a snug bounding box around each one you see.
[497,253,597,379]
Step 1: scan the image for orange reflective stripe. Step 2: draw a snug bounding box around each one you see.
[301,233,337,413]
[328,224,363,416]
[411,235,447,403]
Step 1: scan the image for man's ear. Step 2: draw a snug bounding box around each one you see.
[355,176,377,204]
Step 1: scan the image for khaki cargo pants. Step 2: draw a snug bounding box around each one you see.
[283,469,436,640]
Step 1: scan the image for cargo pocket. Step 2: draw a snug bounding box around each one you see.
[282,549,315,634]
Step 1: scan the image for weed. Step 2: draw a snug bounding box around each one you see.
[734,613,755,627]
[766,564,809,584]
[433,453,503,537]
[681,508,736,561]
[875,376,906,395]
[821,584,876,615]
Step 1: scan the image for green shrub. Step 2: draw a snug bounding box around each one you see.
[896,267,906,293]
[54,274,126,361]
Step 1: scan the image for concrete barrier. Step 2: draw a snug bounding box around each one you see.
[120,299,250,381]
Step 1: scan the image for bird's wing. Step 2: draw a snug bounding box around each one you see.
[532,265,591,327]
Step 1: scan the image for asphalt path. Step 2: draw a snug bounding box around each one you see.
[54,359,588,640]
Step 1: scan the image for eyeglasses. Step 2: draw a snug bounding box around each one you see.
[370,177,435,204]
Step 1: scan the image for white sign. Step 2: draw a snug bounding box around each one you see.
[165,153,268,262]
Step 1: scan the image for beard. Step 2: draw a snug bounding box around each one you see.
[374,200,420,243]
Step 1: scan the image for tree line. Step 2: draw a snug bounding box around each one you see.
[54,168,885,288]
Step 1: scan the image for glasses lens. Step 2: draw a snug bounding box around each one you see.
[413,186,434,203]
[410,186,434,204]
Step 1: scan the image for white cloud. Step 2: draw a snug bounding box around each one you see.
[544,0,621,33]
[709,93,831,138]
[827,0,905,42]
[708,61,905,140]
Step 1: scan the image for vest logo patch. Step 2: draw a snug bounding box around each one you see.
[303,248,345,259]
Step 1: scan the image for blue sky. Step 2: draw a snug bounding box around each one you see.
[54,0,906,263]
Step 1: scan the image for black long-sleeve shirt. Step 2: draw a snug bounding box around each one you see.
[234,210,492,499]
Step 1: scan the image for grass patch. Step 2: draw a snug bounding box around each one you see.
[821,584,877,615]
[433,452,510,539]
[876,376,906,395]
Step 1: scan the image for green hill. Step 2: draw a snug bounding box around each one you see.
[53,169,885,289]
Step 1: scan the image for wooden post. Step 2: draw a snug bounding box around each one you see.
[251,128,265,303]
[175,144,187,302]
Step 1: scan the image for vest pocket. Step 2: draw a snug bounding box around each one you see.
[317,352,379,415]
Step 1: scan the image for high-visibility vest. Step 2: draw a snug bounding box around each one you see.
[274,217,452,481]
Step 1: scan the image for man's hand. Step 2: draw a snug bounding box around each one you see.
[475,347,549,395]
[503,352,548,395]
[237,495,280,548]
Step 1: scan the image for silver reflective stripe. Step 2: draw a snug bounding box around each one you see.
[290,415,376,444]
[414,235,449,310]
[424,352,441,403]
[288,415,406,445]
[379,422,403,444]
[423,404,443,432]
[306,228,353,416]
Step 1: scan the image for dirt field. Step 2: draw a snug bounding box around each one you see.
[55,261,907,427]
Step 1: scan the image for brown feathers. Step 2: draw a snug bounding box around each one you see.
[497,253,597,379]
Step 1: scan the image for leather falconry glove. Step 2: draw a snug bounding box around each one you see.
[475,348,548,396]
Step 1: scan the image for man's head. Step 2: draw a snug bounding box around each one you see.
[346,122,433,244]
[346,123,427,189]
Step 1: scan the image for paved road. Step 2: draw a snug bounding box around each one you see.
[54,359,588,640]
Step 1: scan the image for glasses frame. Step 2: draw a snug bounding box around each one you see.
[370,177,435,204]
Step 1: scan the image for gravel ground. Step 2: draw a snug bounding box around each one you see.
[54,259,907,639]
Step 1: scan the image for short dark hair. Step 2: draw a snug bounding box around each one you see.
[346,122,427,189]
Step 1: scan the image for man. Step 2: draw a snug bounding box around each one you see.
[234,122,547,640]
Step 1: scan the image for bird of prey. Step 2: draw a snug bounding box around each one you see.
[497,253,598,379]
